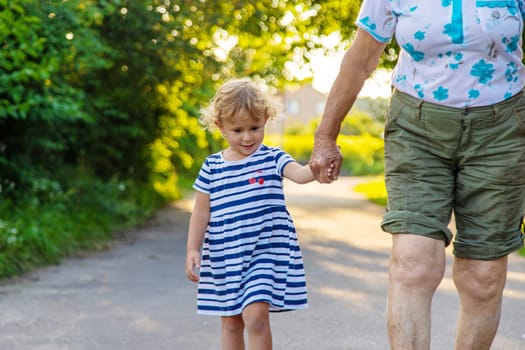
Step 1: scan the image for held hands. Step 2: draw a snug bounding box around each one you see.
[185,250,201,283]
[309,138,343,183]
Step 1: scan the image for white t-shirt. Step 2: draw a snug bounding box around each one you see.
[357,0,525,107]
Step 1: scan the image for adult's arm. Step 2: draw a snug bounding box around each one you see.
[309,28,388,183]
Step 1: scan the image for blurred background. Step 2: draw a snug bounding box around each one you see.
[0,0,401,279]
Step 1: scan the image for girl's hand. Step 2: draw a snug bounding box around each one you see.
[326,161,336,178]
[185,250,201,283]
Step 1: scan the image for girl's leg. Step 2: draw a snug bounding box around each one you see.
[242,302,272,350]
[221,315,245,350]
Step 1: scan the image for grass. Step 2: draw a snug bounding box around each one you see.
[0,176,164,280]
[353,176,387,206]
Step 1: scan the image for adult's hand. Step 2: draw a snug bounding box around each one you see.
[309,137,343,183]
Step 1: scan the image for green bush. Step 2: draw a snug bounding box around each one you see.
[0,0,436,279]
[353,177,388,206]
[338,134,384,175]
[265,133,384,176]
[0,171,163,279]
[340,110,384,137]
[268,107,385,175]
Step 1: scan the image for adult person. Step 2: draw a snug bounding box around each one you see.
[309,2,525,349]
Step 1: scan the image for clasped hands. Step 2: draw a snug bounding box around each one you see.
[309,138,343,183]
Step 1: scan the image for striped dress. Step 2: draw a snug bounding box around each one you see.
[193,144,308,316]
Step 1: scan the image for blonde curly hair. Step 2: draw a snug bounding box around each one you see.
[199,78,277,129]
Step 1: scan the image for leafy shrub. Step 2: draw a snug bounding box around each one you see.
[338,134,384,175]
[265,133,384,176]
[340,110,384,137]
[353,177,388,206]
[0,171,163,279]
[268,106,385,175]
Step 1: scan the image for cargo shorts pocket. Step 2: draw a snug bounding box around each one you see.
[512,104,525,134]
[384,94,405,138]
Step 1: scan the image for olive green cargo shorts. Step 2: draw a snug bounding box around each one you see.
[382,89,525,259]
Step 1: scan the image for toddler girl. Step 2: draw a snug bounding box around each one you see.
[185,78,332,349]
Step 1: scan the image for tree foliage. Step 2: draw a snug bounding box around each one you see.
[1,0,408,276]
[0,1,112,195]
[0,0,370,204]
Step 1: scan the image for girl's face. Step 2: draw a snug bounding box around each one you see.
[216,110,267,161]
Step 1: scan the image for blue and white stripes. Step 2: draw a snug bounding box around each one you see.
[193,144,308,315]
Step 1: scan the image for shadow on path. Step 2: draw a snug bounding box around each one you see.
[0,177,523,349]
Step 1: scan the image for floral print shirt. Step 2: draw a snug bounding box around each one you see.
[357,0,525,107]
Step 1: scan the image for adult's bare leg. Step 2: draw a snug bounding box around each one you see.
[387,234,446,350]
[453,256,508,350]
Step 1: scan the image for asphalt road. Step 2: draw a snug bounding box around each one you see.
[0,177,524,350]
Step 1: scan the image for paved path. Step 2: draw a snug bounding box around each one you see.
[0,177,524,349]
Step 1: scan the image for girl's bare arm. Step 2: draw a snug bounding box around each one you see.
[185,191,210,282]
[283,161,334,184]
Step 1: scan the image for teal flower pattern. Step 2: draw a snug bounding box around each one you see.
[402,43,425,61]
[356,0,525,107]
[446,51,463,70]
[471,59,495,84]
[468,89,480,99]
[505,62,519,82]
[433,86,449,101]
[443,22,463,44]
[443,0,463,43]
[503,35,520,53]
[414,30,425,41]
[414,84,424,98]
[360,16,376,30]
